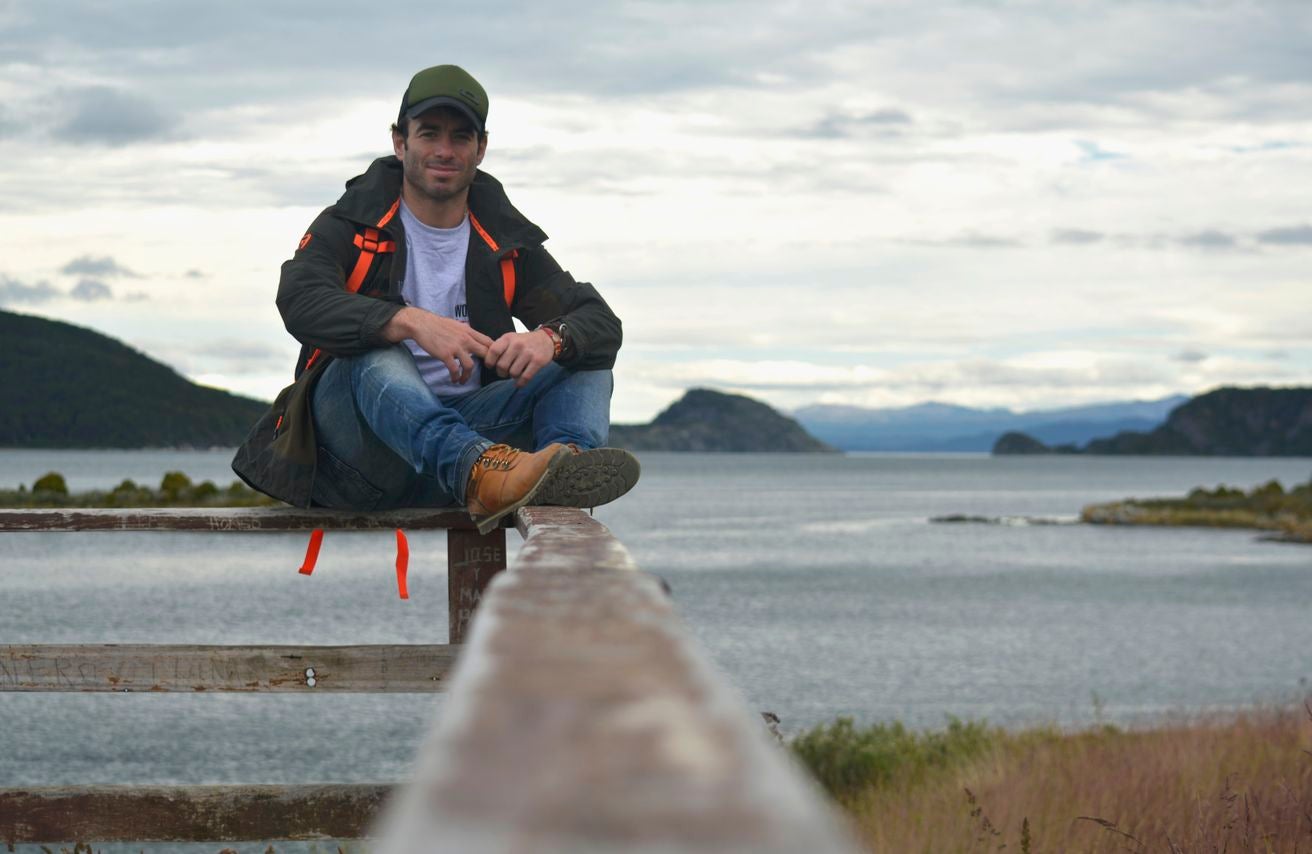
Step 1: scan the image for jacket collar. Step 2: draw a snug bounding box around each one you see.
[335,156,548,249]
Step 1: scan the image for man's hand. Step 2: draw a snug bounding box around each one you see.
[383,307,494,385]
[485,329,555,387]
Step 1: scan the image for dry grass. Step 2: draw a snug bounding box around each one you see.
[805,705,1312,853]
[1082,478,1312,543]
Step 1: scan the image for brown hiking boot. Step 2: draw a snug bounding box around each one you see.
[536,446,640,509]
[466,443,571,534]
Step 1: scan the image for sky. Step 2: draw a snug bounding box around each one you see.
[1,0,1309,423]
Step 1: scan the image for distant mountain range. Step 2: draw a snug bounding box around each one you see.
[611,389,834,452]
[996,386,1312,456]
[793,396,1187,452]
[5,308,1306,457]
[0,309,268,448]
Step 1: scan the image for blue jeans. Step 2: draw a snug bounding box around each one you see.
[309,345,612,510]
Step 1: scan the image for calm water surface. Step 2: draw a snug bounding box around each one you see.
[1,450,1309,798]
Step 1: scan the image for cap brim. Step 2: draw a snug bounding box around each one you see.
[404,96,484,131]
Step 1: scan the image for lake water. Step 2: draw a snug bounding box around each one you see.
[1,449,1310,797]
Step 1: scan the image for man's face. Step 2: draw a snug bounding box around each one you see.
[393,108,487,204]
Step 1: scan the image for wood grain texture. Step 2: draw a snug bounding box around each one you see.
[0,784,389,843]
[373,505,860,854]
[0,506,495,532]
[0,644,456,692]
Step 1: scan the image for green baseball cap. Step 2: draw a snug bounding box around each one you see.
[398,64,488,132]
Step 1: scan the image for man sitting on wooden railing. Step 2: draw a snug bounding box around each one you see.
[233,64,639,533]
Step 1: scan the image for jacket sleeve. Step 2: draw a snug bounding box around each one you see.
[275,210,403,356]
[512,245,622,370]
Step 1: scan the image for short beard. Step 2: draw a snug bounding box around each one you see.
[404,169,465,203]
[401,141,472,204]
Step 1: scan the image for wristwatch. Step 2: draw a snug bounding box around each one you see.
[539,324,563,359]
[540,321,574,361]
[555,322,573,359]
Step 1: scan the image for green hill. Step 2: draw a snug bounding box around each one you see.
[0,309,269,447]
[994,386,1312,456]
[1085,386,1312,455]
[610,388,835,452]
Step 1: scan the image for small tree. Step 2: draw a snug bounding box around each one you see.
[1254,479,1285,497]
[192,480,219,501]
[109,479,147,507]
[33,471,68,495]
[159,471,192,499]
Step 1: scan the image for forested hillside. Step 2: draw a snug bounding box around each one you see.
[0,310,268,447]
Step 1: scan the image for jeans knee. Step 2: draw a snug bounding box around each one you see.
[568,368,613,398]
[533,368,612,449]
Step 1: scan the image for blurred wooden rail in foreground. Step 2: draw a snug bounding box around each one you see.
[0,505,857,852]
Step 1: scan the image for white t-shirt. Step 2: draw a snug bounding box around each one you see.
[398,200,478,397]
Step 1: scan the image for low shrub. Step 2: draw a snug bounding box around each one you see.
[0,471,278,508]
[32,471,68,495]
[791,715,999,801]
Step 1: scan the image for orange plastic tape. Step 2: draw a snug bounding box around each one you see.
[395,528,410,599]
[298,528,324,576]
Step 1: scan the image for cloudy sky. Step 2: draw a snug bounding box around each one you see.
[2,0,1309,421]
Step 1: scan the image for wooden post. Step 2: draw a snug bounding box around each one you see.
[446,528,507,644]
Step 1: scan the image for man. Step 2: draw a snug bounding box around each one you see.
[233,64,638,533]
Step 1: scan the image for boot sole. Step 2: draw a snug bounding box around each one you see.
[472,446,572,535]
[536,448,641,509]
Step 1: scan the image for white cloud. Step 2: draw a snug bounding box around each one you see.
[0,0,1309,422]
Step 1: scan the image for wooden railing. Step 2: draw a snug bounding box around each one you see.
[0,505,858,852]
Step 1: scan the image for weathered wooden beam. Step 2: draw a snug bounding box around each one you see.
[0,784,389,843]
[373,506,860,854]
[0,506,495,532]
[447,527,508,644]
[0,644,456,692]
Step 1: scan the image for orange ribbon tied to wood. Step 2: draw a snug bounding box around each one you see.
[395,529,410,600]
[298,528,325,576]
[294,527,409,599]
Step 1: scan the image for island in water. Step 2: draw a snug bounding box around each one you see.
[1081,477,1312,544]
[0,470,276,508]
[609,388,835,452]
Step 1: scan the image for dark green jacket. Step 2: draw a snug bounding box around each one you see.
[232,156,622,506]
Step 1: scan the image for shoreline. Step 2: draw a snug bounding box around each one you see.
[1080,475,1312,545]
[1082,501,1312,544]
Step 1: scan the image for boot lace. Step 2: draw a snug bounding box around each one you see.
[473,445,520,482]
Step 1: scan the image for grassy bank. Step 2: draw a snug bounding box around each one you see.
[0,470,278,507]
[792,706,1312,852]
[1082,476,1312,544]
